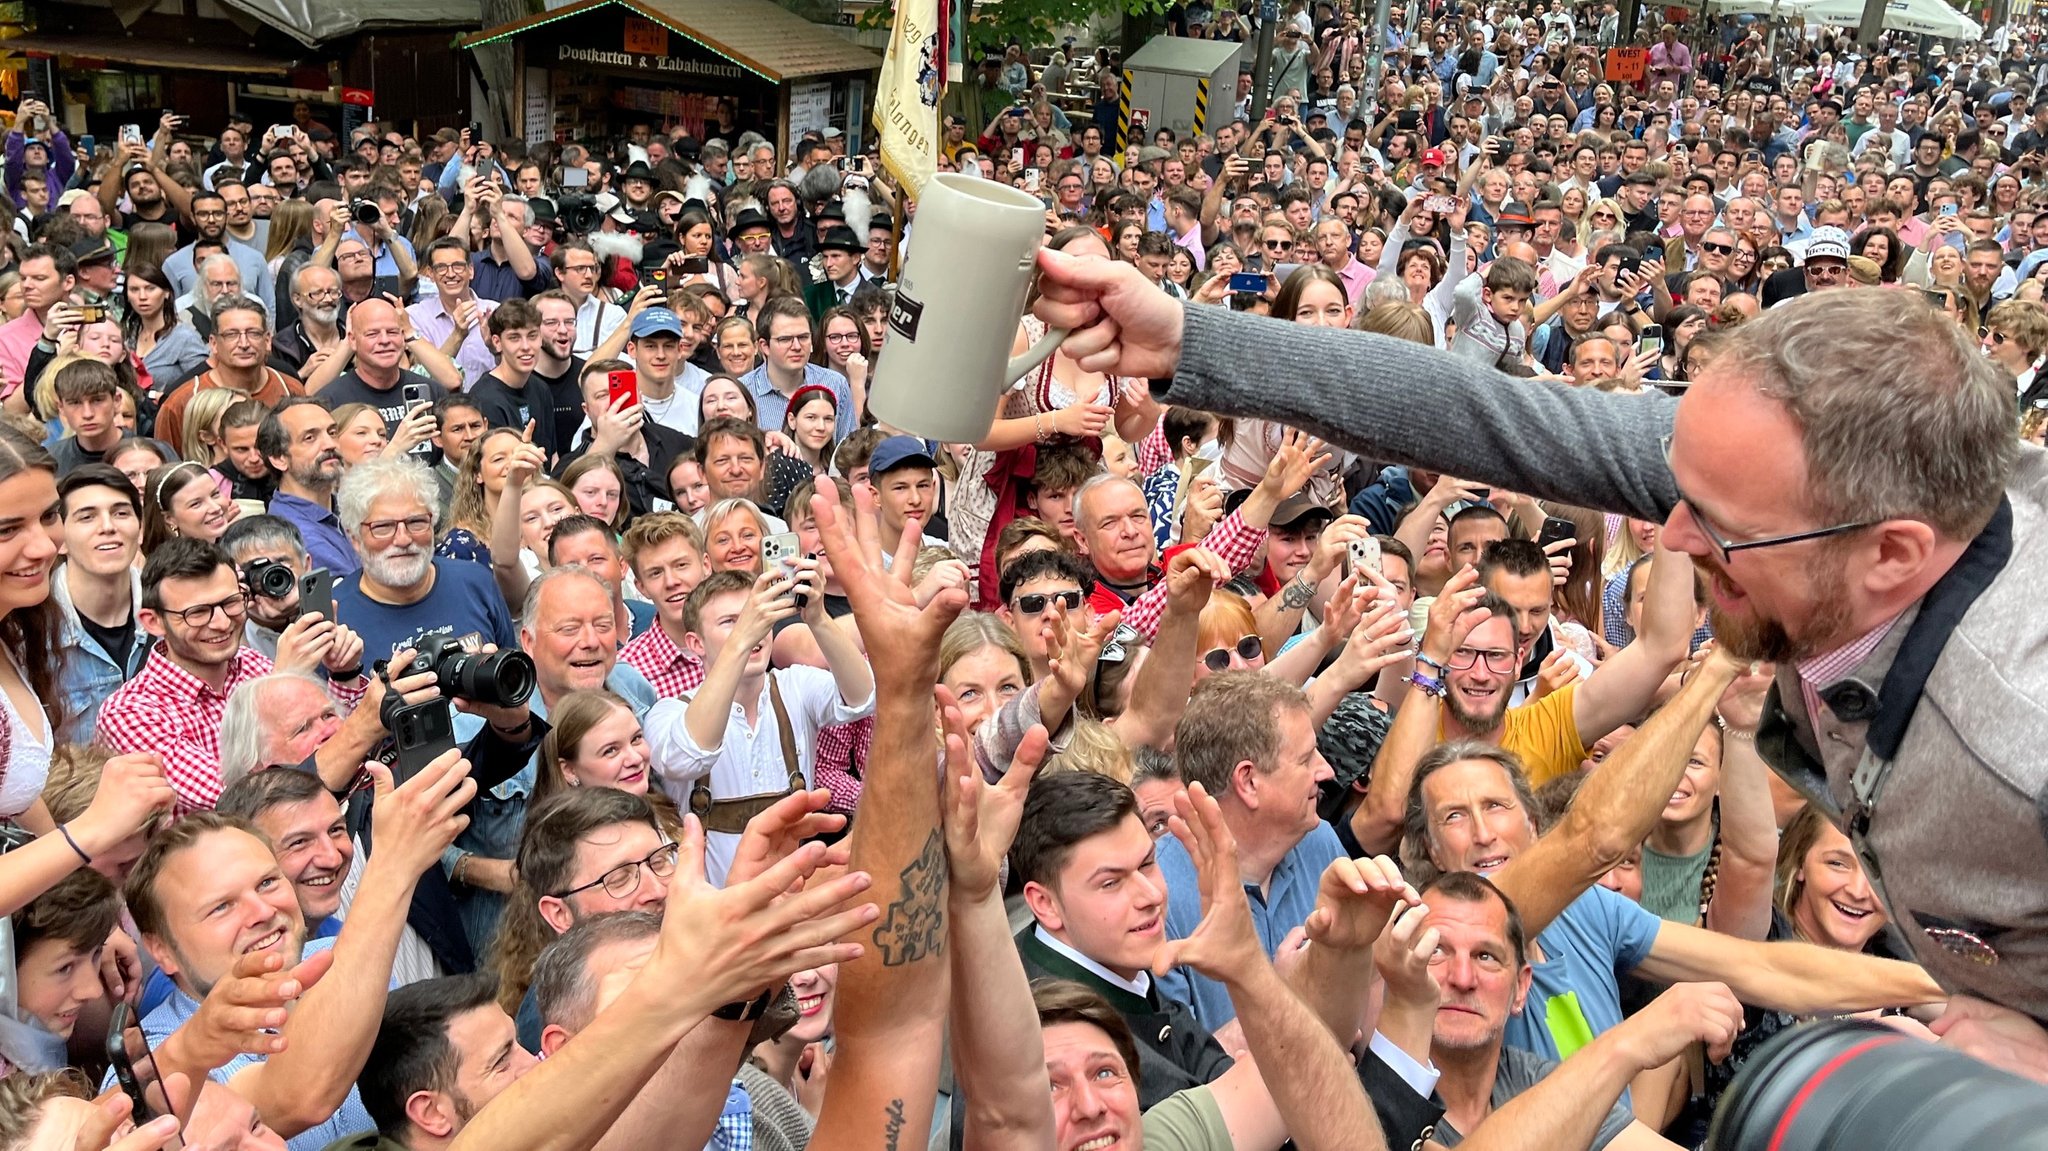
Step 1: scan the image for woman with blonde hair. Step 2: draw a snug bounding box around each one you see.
[1580,196,1626,242]
[263,198,314,267]
[178,385,245,468]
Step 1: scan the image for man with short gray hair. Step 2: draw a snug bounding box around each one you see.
[332,454,518,663]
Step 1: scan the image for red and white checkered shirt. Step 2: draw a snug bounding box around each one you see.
[97,645,368,813]
[619,624,705,700]
[812,716,871,815]
[1795,616,1901,724]
[1092,509,1269,643]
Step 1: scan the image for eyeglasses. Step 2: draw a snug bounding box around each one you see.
[1660,433,1875,563]
[562,262,601,274]
[214,329,267,344]
[1201,634,1263,672]
[1447,646,1517,673]
[1263,239,1291,250]
[768,332,812,347]
[555,842,680,899]
[429,262,469,275]
[1700,241,1734,255]
[824,331,863,343]
[1012,589,1083,616]
[362,515,435,542]
[162,591,250,628]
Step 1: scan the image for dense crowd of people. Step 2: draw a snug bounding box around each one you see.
[0,2,2044,1149]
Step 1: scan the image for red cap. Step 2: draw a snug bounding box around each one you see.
[1422,147,1447,167]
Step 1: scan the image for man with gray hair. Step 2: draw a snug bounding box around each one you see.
[176,250,257,331]
[331,453,518,663]
[220,514,312,662]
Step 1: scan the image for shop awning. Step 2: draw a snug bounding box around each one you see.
[7,32,293,74]
[461,0,881,83]
[212,0,483,48]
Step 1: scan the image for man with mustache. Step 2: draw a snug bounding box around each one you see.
[263,397,360,577]
[330,454,519,664]
[1033,260,2048,1076]
[270,264,348,381]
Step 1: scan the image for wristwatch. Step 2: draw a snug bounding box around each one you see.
[713,984,781,1021]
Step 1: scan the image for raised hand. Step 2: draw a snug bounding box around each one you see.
[1258,428,1332,501]
[1421,565,1489,665]
[810,478,966,685]
[1151,784,1264,981]
[1031,246,1185,379]
[1373,900,1441,1009]
[938,685,1047,899]
[72,753,174,857]
[726,787,848,888]
[1163,546,1228,618]
[1043,601,1120,705]
[1532,648,1581,699]
[366,750,477,873]
[1302,854,1419,952]
[1613,981,1746,1066]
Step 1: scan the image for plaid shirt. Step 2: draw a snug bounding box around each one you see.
[707,1079,753,1151]
[812,716,870,815]
[97,645,368,813]
[619,624,705,699]
[1796,617,1900,725]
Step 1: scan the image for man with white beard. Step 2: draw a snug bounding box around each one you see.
[330,454,521,664]
[270,264,348,380]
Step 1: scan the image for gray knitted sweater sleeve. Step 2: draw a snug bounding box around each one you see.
[1166,301,1684,523]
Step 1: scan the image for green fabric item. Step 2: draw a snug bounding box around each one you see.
[1640,835,1714,923]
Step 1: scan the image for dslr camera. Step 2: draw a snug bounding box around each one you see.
[351,200,384,226]
[379,634,536,714]
[556,195,602,236]
[239,558,298,600]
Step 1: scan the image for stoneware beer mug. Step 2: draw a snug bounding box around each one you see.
[868,174,1067,442]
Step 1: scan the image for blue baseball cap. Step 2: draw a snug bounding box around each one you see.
[630,307,684,339]
[869,435,938,476]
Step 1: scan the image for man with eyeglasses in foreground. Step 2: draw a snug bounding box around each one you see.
[1031,248,2048,1078]
[549,240,625,357]
[98,538,369,813]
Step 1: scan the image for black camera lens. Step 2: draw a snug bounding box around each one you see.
[352,200,383,225]
[1710,1019,2048,1151]
[442,649,536,709]
[239,559,297,599]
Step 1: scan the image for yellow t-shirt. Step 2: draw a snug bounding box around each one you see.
[1440,683,1588,787]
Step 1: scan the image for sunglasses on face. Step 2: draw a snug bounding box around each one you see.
[1013,589,1084,615]
[1201,634,1263,672]
[1701,241,1734,255]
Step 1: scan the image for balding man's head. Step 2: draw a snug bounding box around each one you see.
[1499,241,1540,265]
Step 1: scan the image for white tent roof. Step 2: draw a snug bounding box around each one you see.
[1782,0,1979,38]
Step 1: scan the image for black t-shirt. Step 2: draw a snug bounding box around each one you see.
[318,370,411,430]
[469,373,560,460]
[79,612,138,673]
[121,205,193,247]
[533,356,588,456]
[1741,74,1780,98]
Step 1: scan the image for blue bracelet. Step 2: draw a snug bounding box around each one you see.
[1407,670,1446,698]
[58,824,91,865]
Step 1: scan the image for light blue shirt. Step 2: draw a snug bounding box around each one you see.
[134,936,380,1151]
[1153,820,1347,1028]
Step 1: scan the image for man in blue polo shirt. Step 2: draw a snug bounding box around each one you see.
[262,396,360,577]
[741,295,854,440]
[1154,671,1344,1027]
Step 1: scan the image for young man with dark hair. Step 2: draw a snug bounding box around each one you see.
[1011,769,1234,1108]
[8,869,122,1069]
[564,358,693,518]
[53,464,146,741]
[469,297,557,460]
[740,295,853,440]
[348,973,533,1151]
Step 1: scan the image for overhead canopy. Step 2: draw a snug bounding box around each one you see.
[8,32,292,74]
[461,0,881,83]
[211,0,482,47]
[1780,0,1980,35]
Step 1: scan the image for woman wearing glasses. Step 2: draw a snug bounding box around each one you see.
[811,305,872,423]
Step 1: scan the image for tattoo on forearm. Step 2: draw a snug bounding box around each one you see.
[874,829,947,966]
[1281,575,1317,611]
[884,1098,907,1151]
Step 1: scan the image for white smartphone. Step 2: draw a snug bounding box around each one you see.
[762,532,801,568]
[1348,536,1383,578]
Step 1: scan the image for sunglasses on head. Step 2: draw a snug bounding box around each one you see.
[1201,634,1263,672]
[1013,589,1083,615]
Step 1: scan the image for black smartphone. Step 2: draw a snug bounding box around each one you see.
[1397,110,1421,129]
[389,696,459,786]
[679,256,710,274]
[1617,254,1642,278]
[468,121,483,141]
[107,1002,185,1149]
[298,568,334,622]
[1537,515,1577,551]
[1920,287,1950,307]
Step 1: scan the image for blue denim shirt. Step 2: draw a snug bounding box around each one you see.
[50,565,146,744]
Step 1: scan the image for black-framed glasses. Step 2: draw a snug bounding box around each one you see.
[1447,646,1517,673]
[555,842,679,899]
[1013,589,1084,616]
[1201,634,1263,672]
[1661,433,1876,563]
[163,592,250,628]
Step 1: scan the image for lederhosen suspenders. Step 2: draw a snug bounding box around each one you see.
[688,673,805,835]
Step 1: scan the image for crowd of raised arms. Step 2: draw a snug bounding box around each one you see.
[0,1,2044,1148]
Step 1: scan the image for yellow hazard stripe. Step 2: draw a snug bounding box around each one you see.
[1194,77,1209,135]
[1119,69,1133,160]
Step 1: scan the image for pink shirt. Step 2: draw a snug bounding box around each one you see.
[0,311,43,399]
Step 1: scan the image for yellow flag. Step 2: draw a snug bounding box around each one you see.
[873,0,941,197]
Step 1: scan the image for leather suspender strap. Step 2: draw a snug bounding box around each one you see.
[690,673,808,834]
